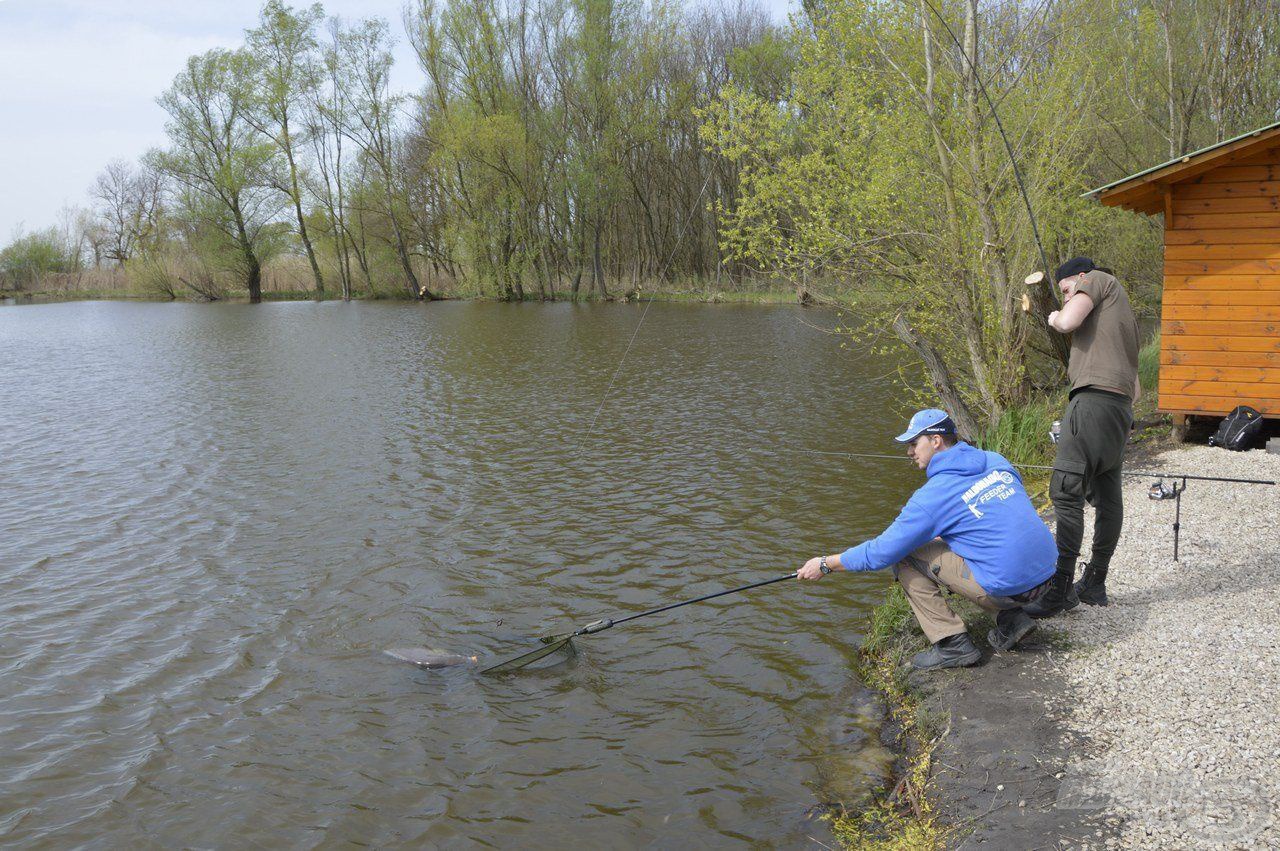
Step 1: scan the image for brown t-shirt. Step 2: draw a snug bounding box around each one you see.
[1068,270,1140,398]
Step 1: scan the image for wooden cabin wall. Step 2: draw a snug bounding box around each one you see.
[1159,146,1280,415]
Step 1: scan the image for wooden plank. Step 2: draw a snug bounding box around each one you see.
[1158,395,1280,415]
[1161,365,1280,383]
[1163,334,1280,353]
[1174,181,1280,199]
[1165,244,1280,260]
[1227,146,1280,167]
[1163,305,1280,321]
[1162,319,1280,336]
[1164,275,1280,290]
[1163,290,1280,306]
[1162,350,1280,367]
[1164,228,1280,245]
[1165,259,1280,274]
[1160,378,1280,395]
[1172,212,1280,228]
[1189,164,1280,183]
[1175,197,1280,213]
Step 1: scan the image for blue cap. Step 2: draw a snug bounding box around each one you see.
[894,409,956,443]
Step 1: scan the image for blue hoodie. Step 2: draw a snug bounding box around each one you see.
[840,442,1055,596]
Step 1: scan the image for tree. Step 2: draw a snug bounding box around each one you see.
[0,228,78,289]
[90,159,163,266]
[155,49,282,302]
[332,18,430,299]
[702,0,1107,431]
[246,0,329,295]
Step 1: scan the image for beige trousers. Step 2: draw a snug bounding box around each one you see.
[891,539,1004,643]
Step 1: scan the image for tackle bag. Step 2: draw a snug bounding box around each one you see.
[1208,405,1265,451]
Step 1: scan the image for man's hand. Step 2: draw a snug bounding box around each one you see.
[1048,309,1061,328]
[798,556,828,581]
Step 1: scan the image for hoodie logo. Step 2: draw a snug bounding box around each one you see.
[961,470,1017,518]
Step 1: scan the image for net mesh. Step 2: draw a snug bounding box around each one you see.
[479,634,578,674]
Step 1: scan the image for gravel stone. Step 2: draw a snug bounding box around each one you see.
[1047,445,1280,849]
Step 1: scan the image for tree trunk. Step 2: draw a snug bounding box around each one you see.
[282,124,324,297]
[592,223,608,299]
[920,1,998,417]
[892,313,982,442]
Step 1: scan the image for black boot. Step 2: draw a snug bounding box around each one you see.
[1024,571,1079,619]
[1075,563,1109,606]
[911,632,982,671]
[988,608,1037,651]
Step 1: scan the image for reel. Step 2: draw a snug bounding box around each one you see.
[1148,479,1181,501]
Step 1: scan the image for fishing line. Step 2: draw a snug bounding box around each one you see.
[474,175,717,674]
[585,173,715,436]
[733,443,1276,486]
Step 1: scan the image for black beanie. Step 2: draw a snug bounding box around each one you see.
[1055,256,1094,282]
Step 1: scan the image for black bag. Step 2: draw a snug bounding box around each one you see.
[1208,405,1265,451]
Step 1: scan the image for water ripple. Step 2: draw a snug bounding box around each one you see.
[0,301,915,847]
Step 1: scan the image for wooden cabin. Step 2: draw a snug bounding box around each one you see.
[1088,121,1280,435]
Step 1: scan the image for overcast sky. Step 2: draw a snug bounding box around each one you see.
[0,0,794,244]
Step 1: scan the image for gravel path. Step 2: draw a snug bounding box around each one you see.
[1047,445,1280,849]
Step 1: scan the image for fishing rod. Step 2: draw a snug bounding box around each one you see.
[793,446,1274,561]
[479,567,821,674]
[914,0,1057,307]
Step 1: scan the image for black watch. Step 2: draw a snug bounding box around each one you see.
[819,556,832,575]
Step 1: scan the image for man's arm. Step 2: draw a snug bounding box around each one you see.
[799,493,938,580]
[1048,291,1094,333]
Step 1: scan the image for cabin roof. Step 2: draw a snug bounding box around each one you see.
[1084,121,1280,215]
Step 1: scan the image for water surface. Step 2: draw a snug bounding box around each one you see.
[0,301,916,847]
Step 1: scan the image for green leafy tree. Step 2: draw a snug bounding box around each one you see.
[154,48,282,302]
[245,0,328,294]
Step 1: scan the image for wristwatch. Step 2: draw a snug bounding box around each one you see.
[819,555,831,575]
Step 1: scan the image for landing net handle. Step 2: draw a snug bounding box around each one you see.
[480,569,812,674]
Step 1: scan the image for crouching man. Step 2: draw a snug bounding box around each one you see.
[798,409,1057,671]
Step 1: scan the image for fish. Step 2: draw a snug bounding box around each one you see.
[383,647,479,669]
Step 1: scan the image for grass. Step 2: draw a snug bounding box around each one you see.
[973,395,1063,504]
[1138,329,1160,398]
[830,586,951,851]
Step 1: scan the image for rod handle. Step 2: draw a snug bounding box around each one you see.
[580,618,614,635]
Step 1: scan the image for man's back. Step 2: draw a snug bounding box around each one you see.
[1068,269,1140,397]
[842,442,1055,596]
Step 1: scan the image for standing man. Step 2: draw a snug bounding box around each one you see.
[1025,257,1140,618]
[798,409,1057,671]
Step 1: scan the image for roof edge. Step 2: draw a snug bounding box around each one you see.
[1082,120,1280,200]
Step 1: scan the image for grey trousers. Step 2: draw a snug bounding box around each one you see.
[1051,388,1133,578]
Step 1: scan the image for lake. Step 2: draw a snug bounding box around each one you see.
[0,300,919,847]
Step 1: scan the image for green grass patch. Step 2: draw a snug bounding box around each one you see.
[974,396,1064,505]
[1138,329,1160,398]
[832,586,950,850]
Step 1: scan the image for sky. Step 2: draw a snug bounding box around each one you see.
[0,0,795,244]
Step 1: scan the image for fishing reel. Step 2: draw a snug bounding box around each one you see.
[1148,479,1182,501]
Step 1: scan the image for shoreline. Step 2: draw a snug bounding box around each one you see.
[847,439,1279,849]
[0,287,814,307]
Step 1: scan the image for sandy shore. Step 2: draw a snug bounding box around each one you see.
[1047,444,1280,849]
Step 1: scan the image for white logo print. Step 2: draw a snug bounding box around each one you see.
[962,470,1017,518]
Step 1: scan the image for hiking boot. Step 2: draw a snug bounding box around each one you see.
[988,608,1037,651]
[1024,571,1079,619]
[1074,563,1109,606]
[911,632,982,671]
